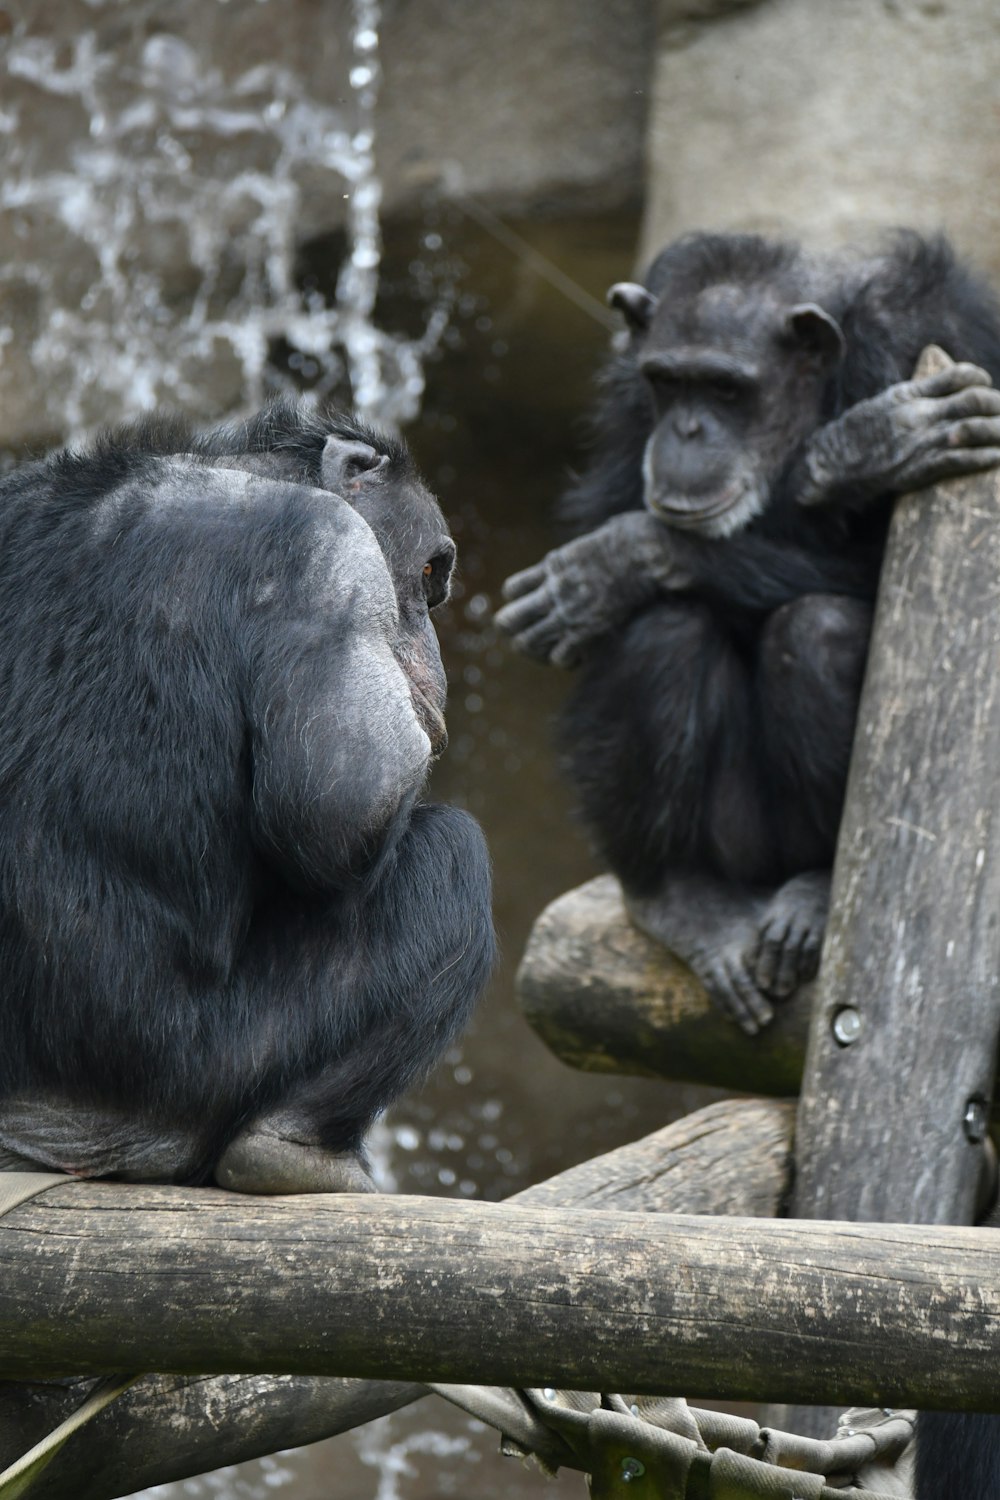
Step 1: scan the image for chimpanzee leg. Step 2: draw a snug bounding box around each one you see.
[746,594,873,998]
[564,599,774,891]
[564,600,781,1034]
[216,803,495,1194]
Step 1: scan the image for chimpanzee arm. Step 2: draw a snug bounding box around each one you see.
[215,802,496,1193]
[795,361,1000,508]
[496,511,877,667]
[496,512,686,666]
[248,503,433,890]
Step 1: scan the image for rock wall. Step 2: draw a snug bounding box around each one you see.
[642,0,1000,281]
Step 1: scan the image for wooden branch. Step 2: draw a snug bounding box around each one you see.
[3,1184,1000,1411]
[3,1098,793,1499]
[518,873,811,1093]
[516,1096,794,1216]
[793,349,1000,1224]
[0,1375,424,1500]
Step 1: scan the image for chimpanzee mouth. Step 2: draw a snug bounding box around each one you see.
[645,476,764,539]
[409,683,449,756]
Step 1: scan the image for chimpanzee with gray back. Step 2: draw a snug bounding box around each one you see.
[496,232,1000,1500]
[0,401,495,1194]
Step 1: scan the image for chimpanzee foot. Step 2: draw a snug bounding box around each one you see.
[214,1130,377,1195]
[747,871,830,999]
[626,884,774,1037]
[691,943,776,1037]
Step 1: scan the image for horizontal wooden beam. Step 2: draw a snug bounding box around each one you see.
[3,1181,1000,1412]
[518,874,811,1093]
[1,1098,793,1499]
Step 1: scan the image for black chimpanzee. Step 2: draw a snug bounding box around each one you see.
[496,231,1000,1500]
[0,401,495,1194]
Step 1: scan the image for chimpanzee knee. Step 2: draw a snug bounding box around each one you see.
[296,803,495,1152]
[759,594,872,700]
[563,599,766,891]
[757,594,872,866]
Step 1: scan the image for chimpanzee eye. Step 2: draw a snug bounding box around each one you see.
[712,378,741,402]
[421,551,453,608]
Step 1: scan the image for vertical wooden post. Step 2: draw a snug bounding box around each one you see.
[793,346,1000,1227]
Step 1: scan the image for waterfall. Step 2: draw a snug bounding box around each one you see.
[0,0,445,441]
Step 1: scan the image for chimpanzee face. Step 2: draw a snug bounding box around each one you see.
[610,279,845,538]
[321,434,455,753]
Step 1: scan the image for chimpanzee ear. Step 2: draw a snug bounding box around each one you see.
[608,282,658,334]
[785,302,847,365]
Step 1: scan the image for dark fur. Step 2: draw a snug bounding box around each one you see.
[562,232,1000,888]
[0,401,494,1182]
[559,233,1000,1496]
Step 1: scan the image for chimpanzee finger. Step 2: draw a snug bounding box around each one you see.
[705,962,754,1033]
[509,616,566,662]
[912,362,994,398]
[494,588,550,637]
[945,417,1000,448]
[549,634,587,670]
[500,564,547,603]
[750,919,789,993]
[938,388,1000,421]
[771,925,811,997]
[923,445,1000,479]
[725,959,774,1032]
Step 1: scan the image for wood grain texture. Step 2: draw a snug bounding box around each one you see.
[3,1185,1000,1410]
[518,874,811,1093]
[0,1097,793,1498]
[516,1096,794,1216]
[793,348,1000,1224]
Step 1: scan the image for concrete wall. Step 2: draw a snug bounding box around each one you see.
[642,0,1000,281]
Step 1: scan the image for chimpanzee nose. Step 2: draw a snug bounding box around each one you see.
[674,412,703,440]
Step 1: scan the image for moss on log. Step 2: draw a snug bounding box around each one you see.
[518,873,811,1093]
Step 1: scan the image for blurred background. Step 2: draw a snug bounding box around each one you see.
[2,1,999,1495]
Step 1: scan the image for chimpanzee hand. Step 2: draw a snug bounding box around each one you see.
[495,511,691,667]
[797,362,1000,507]
[746,871,830,999]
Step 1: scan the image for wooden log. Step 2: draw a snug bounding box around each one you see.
[793,350,1000,1224]
[2,1098,793,1500]
[515,1096,794,1215]
[3,1186,1000,1410]
[0,1375,424,1500]
[518,873,811,1093]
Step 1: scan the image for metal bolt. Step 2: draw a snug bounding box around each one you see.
[831,1006,862,1046]
[630,1404,640,1418]
[964,1097,988,1144]
[542,1388,556,1402]
[621,1457,645,1482]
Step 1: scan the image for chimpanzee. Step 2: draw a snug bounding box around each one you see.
[0,401,495,1194]
[496,230,1000,1500]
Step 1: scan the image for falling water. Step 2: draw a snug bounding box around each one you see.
[0,0,448,443]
